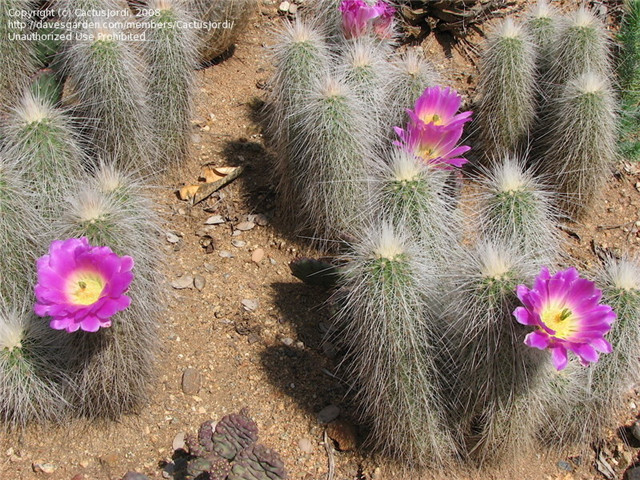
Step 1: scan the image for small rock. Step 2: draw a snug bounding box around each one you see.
[317,404,340,424]
[199,235,215,254]
[203,262,215,272]
[281,337,294,346]
[219,250,234,258]
[327,419,357,451]
[194,275,206,291]
[235,221,255,231]
[251,248,265,264]
[628,466,640,480]
[172,432,186,451]
[557,460,573,472]
[279,1,290,12]
[166,232,181,244]
[298,438,313,453]
[122,472,151,480]
[372,467,383,480]
[70,474,87,480]
[191,134,201,144]
[242,299,259,311]
[205,215,225,225]
[171,275,194,289]
[181,368,201,395]
[32,462,57,474]
[254,214,269,226]
[269,258,277,265]
[232,240,247,248]
[632,421,640,442]
[289,3,298,14]
[99,453,119,468]
[247,333,261,345]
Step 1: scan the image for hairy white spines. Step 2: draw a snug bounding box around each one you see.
[0,0,37,111]
[525,0,558,76]
[475,156,561,266]
[536,72,617,219]
[0,155,44,302]
[334,222,457,466]
[291,74,378,246]
[443,240,544,462]
[474,18,537,158]
[2,90,85,216]
[50,166,163,418]
[0,297,70,428]
[142,0,198,167]
[56,4,154,172]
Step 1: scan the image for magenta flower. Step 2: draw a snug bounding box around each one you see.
[371,1,395,39]
[394,122,471,169]
[513,267,616,371]
[339,0,394,39]
[34,237,134,333]
[407,86,473,131]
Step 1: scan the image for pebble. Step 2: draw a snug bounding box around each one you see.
[628,466,640,480]
[194,275,206,291]
[236,221,255,231]
[632,421,640,442]
[219,250,234,258]
[32,462,57,474]
[122,472,151,480]
[166,232,181,244]
[557,460,573,472]
[252,248,265,263]
[99,453,119,468]
[298,438,313,453]
[204,262,215,272]
[181,368,202,395]
[289,3,298,14]
[317,404,340,424]
[279,1,290,12]
[171,275,194,289]
[254,214,269,226]
[232,240,247,248]
[247,333,261,345]
[172,432,186,451]
[372,467,383,480]
[242,299,259,311]
[281,337,294,346]
[205,215,225,225]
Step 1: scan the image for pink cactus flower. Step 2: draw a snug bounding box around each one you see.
[339,0,395,39]
[513,266,616,370]
[34,237,134,333]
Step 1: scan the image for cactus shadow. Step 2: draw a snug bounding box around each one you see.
[259,282,347,417]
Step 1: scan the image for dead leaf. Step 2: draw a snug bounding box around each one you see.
[200,166,240,183]
[179,185,200,201]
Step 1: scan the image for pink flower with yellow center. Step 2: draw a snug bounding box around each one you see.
[34,237,134,333]
[408,86,473,130]
[394,122,471,169]
[513,267,616,370]
[339,0,394,39]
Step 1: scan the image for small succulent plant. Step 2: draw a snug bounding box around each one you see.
[183,409,287,480]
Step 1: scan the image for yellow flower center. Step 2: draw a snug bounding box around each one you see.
[541,304,576,339]
[421,113,442,125]
[67,271,106,306]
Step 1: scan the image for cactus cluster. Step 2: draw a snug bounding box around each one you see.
[617,0,640,160]
[268,0,637,472]
[473,3,617,221]
[0,0,256,424]
[181,409,287,480]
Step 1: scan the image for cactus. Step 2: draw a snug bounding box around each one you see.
[287,74,379,247]
[524,0,558,77]
[1,89,85,217]
[0,154,44,303]
[383,50,439,137]
[333,222,457,466]
[473,18,537,159]
[211,409,259,460]
[368,149,458,257]
[617,0,640,160]
[0,296,70,427]
[474,156,561,266]
[546,7,611,88]
[267,19,331,224]
[188,0,256,64]
[49,165,163,418]
[0,0,38,111]
[141,0,197,167]
[55,3,155,173]
[535,72,617,220]
[228,444,288,480]
[186,455,231,480]
[442,240,545,463]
